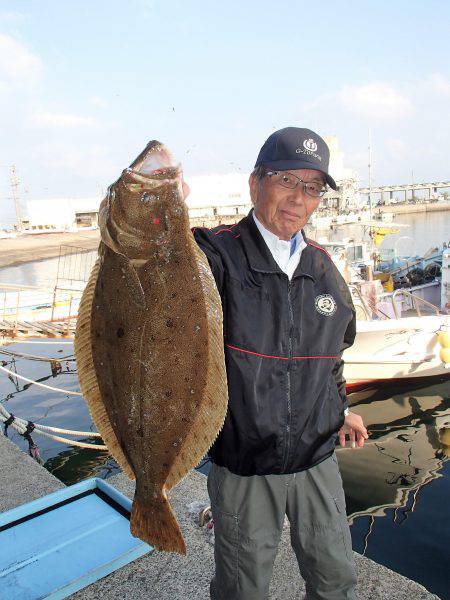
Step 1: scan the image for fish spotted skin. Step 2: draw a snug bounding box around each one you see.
[75,141,228,554]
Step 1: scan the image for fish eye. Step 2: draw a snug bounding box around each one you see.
[141,192,157,203]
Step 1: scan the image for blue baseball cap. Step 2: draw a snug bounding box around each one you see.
[254,127,337,190]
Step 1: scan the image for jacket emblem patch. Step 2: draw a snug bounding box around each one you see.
[315,294,337,316]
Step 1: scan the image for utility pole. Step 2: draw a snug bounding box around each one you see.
[368,129,373,221]
[10,165,22,231]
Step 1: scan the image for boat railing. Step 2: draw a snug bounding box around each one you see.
[390,289,441,318]
[348,282,399,321]
[349,282,442,320]
[0,283,84,336]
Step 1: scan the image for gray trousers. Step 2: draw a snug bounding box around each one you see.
[207,454,357,600]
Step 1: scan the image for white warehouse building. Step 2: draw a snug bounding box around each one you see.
[24,173,252,230]
[22,137,359,230]
[25,198,101,231]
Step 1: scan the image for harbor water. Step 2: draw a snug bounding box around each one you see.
[1,210,449,599]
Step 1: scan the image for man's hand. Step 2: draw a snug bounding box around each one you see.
[339,411,368,449]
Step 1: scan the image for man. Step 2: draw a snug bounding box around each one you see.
[192,127,368,600]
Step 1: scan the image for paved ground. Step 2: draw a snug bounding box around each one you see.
[0,435,439,599]
[0,433,64,512]
[0,230,99,269]
[72,472,439,600]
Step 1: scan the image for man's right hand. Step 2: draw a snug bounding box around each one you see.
[338,412,369,448]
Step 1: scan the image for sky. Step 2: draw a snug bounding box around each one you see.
[1,0,450,226]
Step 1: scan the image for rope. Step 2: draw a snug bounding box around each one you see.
[2,340,74,344]
[0,404,101,438]
[0,365,83,395]
[0,410,107,451]
[31,428,107,450]
[20,422,102,437]
[0,348,75,362]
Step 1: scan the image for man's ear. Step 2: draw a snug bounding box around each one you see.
[249,174,258,206]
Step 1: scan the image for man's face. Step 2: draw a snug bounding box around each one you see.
[249,168,323,240]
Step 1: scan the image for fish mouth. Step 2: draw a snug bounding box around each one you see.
[126,141,180,181]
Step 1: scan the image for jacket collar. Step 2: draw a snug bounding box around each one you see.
[238,210,316,281]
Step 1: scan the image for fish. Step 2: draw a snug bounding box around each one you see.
[74,141,228,554]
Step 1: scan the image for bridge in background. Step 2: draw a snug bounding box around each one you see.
[359,180,450,202]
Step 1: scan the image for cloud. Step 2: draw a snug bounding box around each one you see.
[90,96,108,109]
[386,138,409,158]
[338,82,414,119]
[31,111,98,128]
[30,141,119,183]
[301,92,335,113]
[427,73,450,96]
[0,34,42,87]
[0,10,27,23]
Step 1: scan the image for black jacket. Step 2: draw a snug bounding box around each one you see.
[193,211,356,476]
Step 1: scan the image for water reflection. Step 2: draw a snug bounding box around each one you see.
[340,380,450,520]
[44,446,120,486]
[341,379,450,599]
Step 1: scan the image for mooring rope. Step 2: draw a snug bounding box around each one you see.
[0,404,101,438]
[31,428,107,450]
[0,404,107,450]
[0,365,83,395]
[0,348,75,363]
[2,340,74,344]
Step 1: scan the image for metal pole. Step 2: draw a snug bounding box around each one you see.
[368,129,373,221]
[51,286,57,321]
[10,166,22,232]
[13,291,20,336]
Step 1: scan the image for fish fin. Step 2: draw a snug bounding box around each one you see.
[130,487,186,555]
[75,258,136,481]
[116,255,146,309]
[165,238,228,490]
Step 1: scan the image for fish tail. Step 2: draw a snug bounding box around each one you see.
[130,487,186,555]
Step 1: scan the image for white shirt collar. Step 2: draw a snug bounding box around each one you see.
[252,211,307,279]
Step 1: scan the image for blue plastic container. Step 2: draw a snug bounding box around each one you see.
[0,477,152,599]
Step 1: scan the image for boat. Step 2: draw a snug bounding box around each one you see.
[319,236,450,388]
[343,314,450,387]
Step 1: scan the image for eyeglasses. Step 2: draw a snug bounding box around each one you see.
[266,171,327,198]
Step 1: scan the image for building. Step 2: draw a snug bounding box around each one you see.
[22,137,359,231]
[24,198,100,231]
[322,136,361,212]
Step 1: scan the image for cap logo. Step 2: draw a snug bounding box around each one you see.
[303,138,318,152]
[315,294,337,316]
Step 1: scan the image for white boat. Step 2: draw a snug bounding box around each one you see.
[343,314,450,388]
[335,243,450,389]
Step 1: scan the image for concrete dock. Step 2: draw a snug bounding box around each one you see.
[0,230,99,269]
[379,202,450,216]
[0,434,440,599]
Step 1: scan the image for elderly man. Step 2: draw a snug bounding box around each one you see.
[192,127,368,600]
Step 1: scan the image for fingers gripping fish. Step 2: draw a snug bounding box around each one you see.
[75,141,228,554]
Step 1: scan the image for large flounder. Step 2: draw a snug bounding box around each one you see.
[75,141,228,554]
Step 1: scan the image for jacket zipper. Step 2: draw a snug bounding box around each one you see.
[282,278,294,472]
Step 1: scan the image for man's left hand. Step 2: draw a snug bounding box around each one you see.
[339,412,368,449]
